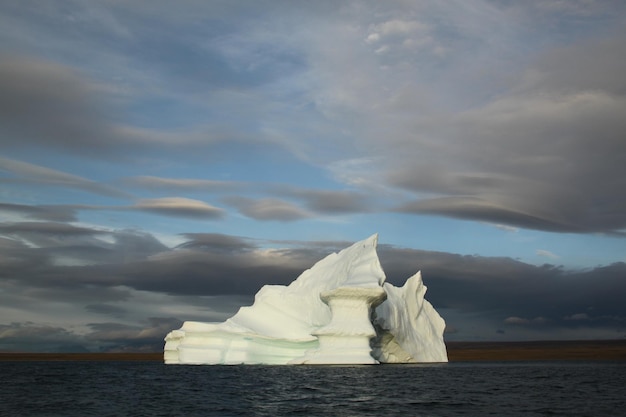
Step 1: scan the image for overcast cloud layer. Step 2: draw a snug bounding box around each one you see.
[1,1,625,351]
[1,226,624,351]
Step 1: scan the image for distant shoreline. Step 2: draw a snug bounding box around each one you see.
[0,352,163,362]
[445,339,626,361]
[1,340,625,362]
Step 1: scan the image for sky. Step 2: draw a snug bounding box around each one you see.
[0,0,625,352]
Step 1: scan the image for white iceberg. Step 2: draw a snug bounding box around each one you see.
[164,234,447,364]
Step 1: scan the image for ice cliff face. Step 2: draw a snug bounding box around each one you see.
[164,234,448,364]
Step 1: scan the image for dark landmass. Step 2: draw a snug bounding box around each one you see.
[1,340,625,362]
[0,352,163,362]
[446,339,626,361]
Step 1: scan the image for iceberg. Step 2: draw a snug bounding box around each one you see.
[164,234,447,364]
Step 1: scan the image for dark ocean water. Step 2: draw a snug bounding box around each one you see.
[1,361,625,416]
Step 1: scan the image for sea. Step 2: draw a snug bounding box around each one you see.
[2,361,625,416]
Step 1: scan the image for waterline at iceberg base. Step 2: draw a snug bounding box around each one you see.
[164,234,448,365]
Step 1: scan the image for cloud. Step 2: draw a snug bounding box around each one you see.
[224,196,311,221]
[536,249,559,260]
[0,203,77,222]
[117,247,306,296]
[300,190,370,214]
[0,53,255,156]
[564,313,589,321]
[516,0,622,19]
[1,198,227,227]
[366,18,432,53]
[177,233,256,252]
[5,224,625,324]
[133,197,225,220]
[1,229,626,348]
[0,318,182,352]
[84,303,127,318]
[275,187,373,215]
[492,224,519,233]
[248,1,626,235]
[504,316,530,325]
[0,222,110,260]
[84,317,182,352]
[0,221,104,236]
[522,36,626,95]
[2,3,626,236]
[395,196,580,233]
[382,35,626,234]
[0,322,86,352]
[377,245,626,332]
[0,222,168,270]
[0,157,128,198]
[503,316,548,326]
[123,176,245,192]
[1,1,626,350]
[0,54,123,153]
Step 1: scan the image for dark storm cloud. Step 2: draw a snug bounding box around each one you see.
[0,236,29,252]
[117,249,305,296]
[377,245,626,329]
[0,221,168,274]
[0,222,109,261]
[124,240,624,336]
[84,318,183,352]
[86,318,182,342]
[1,228,625,347]
[22,286,133,306]
[85,303,127,318]
[0,221,296,296]
[21,228,626,334]
[0,318,183,353]
[3,224,624,327]
[0,322,86,353]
